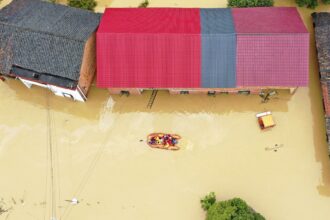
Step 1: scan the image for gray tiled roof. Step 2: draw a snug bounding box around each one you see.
[313,12,330,74]
[0,0,100,81]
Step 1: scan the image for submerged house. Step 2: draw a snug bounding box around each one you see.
[97,7,309,95]
[313,12,330,154]
[0,0,100,101]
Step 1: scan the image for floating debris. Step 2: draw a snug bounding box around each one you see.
[0,206,7,215]
[256,111,276,130]
[0,205,11,216]
[259,90,278,103]
[265,144,284,152]
[71,198,78,205]
[65,198,79,205]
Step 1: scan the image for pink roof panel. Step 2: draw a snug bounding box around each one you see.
[232,7,308,33]
[236,34,309,87]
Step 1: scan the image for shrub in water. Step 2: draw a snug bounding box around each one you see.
[68,0,97,11]
[228,0,274,7]
[138,0,149,8]
[201,194,265,220]
[296,0,318,8]
[201,192,216,211]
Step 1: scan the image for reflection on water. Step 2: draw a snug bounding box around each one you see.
[0,0,330,220]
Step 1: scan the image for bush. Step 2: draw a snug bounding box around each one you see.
[138,0,149,8]
[201,192,216,211]
[296,0,330,8]
[296,0,318,8]
[228,0,274,7]
[201,194,265,220]
[68,0,97,11]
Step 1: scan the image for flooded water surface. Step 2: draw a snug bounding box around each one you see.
[1,0,330,220]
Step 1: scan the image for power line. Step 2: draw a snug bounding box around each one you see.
[45,92,57,220]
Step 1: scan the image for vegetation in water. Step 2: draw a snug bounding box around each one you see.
[296,0,330,8]
[296,0,318,8]
[201,193,265,220]
[138,0,149,8]
[227,0,274,7]
[68,0,97,11]
[201,192,216,211]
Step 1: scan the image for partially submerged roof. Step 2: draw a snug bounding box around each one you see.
[97,7,309,89]
[232,7,308,34]
[0,0,100,83]
[313,12,330,73]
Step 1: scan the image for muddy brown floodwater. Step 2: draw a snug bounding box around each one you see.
[1,0,330,220]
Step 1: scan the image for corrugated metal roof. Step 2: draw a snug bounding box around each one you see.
[98,8,200,34]
[236,34,309,87]
[200,9,236,88]
[200,8,234,34]
[97,8,201,88]
[0,0,100,82]
[97,30,201,88]
[97,7,309,89]
[232,7,308,34]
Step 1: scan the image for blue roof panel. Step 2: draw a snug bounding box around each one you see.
[201,8,236,88]
[200,8,235,34]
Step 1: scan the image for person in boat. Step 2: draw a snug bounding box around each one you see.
[164,134,178,147]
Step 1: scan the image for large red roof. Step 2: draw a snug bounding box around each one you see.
[98,8,200,34]
[97,8,201,88]
[232,7,308,33]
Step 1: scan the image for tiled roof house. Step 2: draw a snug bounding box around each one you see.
[313,12,330,154]
[0,0,101,101]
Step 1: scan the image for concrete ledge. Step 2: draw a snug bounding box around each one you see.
[108,87,297,95]
[108,88,142,95]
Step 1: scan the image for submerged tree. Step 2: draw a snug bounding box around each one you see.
[296,0,318,8]
[296,0,330,8]
[201,193,265,220]
[68,0,97,11]
[138,0,149,8]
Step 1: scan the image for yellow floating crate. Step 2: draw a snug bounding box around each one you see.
[256,111,275,130]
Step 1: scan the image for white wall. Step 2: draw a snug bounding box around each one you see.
[18,78,86,102]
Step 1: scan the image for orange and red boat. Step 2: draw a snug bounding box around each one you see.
[147,133,181,150]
